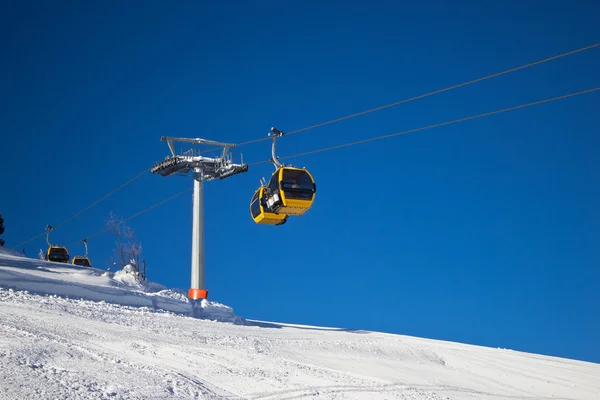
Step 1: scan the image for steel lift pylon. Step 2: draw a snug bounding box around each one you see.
[151,136,248,301]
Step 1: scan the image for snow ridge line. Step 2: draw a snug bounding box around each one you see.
[248,383,443,400]
[249,382,580,400]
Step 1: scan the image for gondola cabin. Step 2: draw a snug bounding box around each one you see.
[250,187,288,225]
[46,246,69,263]
[72,257,92,268]
[265,167,316,216]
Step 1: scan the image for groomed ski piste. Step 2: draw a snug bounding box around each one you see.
[0,248,598,400]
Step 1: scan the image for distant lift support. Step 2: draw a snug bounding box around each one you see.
[45,225,70,263]
[151,136,248,301]
[72,239,92,268]
[249,127,316,225]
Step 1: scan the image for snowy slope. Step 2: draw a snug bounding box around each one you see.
[0,248,240,322]
[1,250,599,399]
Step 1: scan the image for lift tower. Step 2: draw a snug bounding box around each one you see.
[151,136,248,300]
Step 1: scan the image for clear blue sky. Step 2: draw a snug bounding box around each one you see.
[1,1,599,363]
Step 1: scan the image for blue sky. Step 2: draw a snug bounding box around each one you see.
[1,1,599,363]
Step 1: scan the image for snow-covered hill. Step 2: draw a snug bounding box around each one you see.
[1,250,598,399]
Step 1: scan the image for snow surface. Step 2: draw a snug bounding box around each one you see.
[0,249,240,323]
[1,249,599,399]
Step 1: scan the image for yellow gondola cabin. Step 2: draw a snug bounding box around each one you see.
[264,166,316,216]
[250,186,288,225]
[46,246,69,263]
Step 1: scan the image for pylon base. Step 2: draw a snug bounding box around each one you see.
[188,288,208,300]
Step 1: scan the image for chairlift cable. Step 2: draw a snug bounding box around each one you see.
[234,42,600,148]
[54,168,150,231]
[14,88,598,249]
[12,168,149,249]
[246,87,600,166]
[12,42,600,247]
[65,186,192,247]
[62,88,600,239]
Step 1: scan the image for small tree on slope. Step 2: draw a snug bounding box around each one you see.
[105,211,126,267]
[105,211,146,279]
[0,212,5,247]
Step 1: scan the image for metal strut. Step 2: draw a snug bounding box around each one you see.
[46,226,53,246]
[82,239,88,258]
[269,127,285,170]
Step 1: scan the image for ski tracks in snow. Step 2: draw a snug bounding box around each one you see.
[1,288,599,400]
[0,290,240,399]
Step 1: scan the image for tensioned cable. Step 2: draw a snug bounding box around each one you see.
[55,168,150,230]
[66,185,193,247]
[12,232,48,250]
[56,87,599,247]
[16,42,593,248]
[235,42,600,147]
[247,87,600,165]
[13,167,150,249]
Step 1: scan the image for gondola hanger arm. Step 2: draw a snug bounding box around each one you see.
[46,225,54,246]
[268,127,287,170]
[82,239,89,257]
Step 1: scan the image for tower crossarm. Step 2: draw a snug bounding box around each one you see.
[160,136,236,156]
